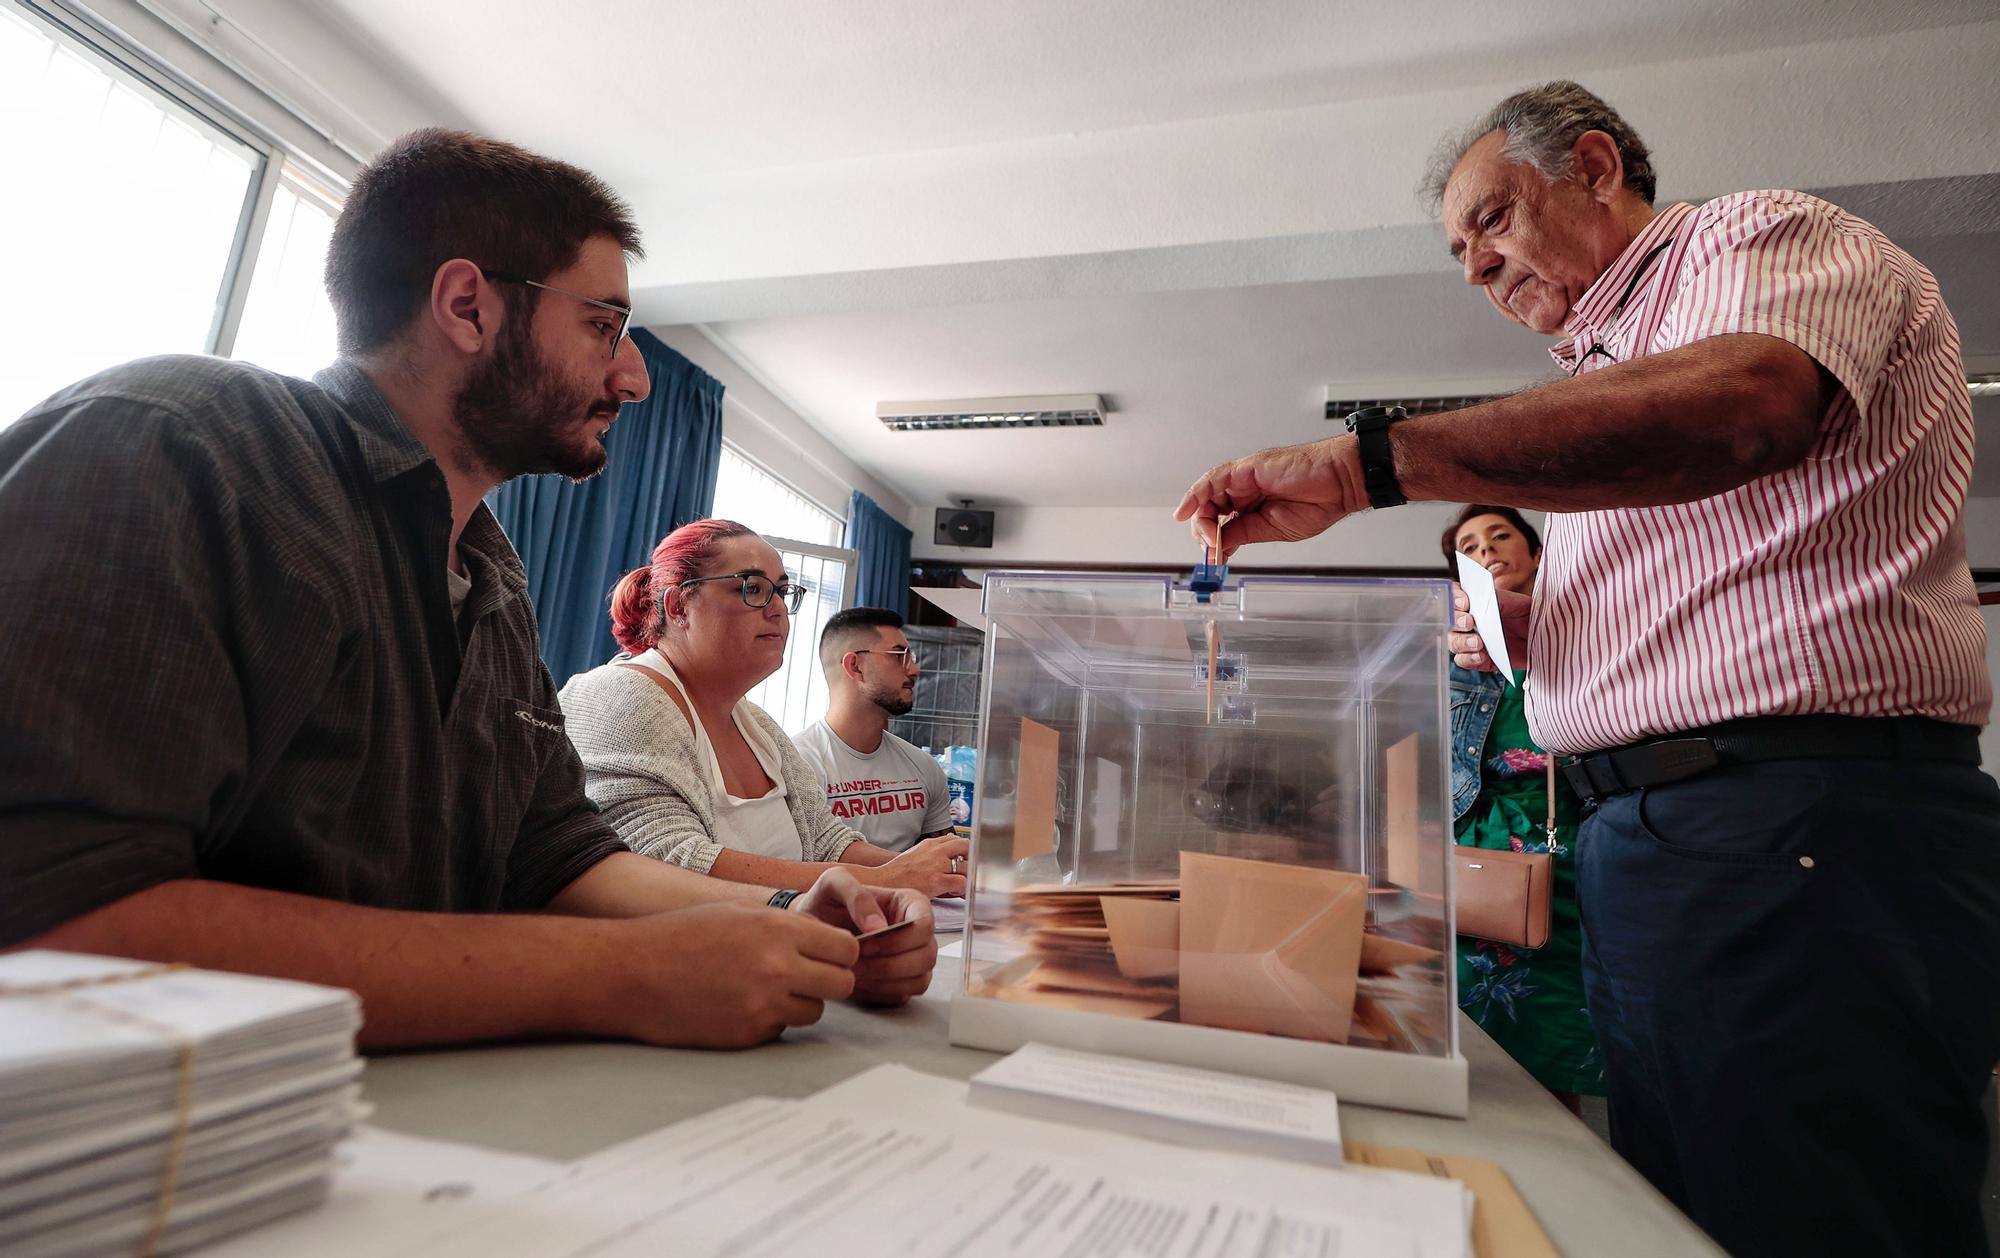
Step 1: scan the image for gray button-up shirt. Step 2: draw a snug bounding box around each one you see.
[0,356,626,942]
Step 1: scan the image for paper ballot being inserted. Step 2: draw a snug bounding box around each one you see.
[1455,551,1517,686]
[969,1041,1346,1167]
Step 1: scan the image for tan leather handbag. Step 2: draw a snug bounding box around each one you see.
[1452,759,1557,949]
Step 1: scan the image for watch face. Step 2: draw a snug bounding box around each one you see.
[1345,404,1407,431]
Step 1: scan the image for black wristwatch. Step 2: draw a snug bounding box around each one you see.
[767,888,801,910]
[1343,405,1411,509]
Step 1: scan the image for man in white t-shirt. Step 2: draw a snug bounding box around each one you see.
[794,609,954,854]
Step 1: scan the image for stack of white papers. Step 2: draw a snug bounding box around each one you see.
[395,1062,1472,1258]
[928,897,966,933]
[0,951,363,1257]
[968,1041,1348,1167]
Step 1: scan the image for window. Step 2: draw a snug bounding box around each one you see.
[0,2,341,427]
[230,167,342,377]
[712,445,845,547]
[711,447,857,731]
[745,538,857,736]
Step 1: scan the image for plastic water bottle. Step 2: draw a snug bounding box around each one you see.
[943,745,976,837]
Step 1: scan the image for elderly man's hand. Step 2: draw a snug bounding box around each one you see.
[792,870,938,1007]
[1173,435,1367,560]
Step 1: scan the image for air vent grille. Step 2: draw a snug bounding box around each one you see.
[879,393,1105,433]
[1323,394,1502,420]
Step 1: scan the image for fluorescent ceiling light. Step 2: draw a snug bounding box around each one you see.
[878,393,1105,432]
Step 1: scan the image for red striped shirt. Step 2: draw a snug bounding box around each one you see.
[1529,191,1990,754]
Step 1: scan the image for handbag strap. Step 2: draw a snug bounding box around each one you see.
[1544,757,1558,845]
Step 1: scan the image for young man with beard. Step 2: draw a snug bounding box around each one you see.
[0,129,936,1050]
[794,609,955,854]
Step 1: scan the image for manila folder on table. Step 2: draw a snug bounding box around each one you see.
[1346,1142,1558,1258]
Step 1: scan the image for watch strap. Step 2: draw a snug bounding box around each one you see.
[1345,405,1409,509]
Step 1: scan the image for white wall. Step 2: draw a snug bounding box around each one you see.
[912,501,1471,570]
[645,324,913,525]
[919,499,1998,573]
[1968,499,2000,570]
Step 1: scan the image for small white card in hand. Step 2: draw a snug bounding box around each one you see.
[1454,551,1517,687]
[969,1042,1344,1167]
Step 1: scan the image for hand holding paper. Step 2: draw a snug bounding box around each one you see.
[1451,554,1529,685]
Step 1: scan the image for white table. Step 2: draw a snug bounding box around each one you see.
[360,953,1724,1257]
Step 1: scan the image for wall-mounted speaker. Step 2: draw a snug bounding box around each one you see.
[934,506,995,548]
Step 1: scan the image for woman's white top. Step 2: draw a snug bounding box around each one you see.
[556,649,864,874]
[630,651,800,860]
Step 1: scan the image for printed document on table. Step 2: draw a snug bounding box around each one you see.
[1455,552,1517,685]
[816,1065,1470,1258]
[403,1067,1469,1258]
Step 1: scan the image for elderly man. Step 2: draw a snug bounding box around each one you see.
[1,129,935,1052]
[1176,81,1996,1258]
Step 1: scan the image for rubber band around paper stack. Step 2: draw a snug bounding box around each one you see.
[0,951,363,1257]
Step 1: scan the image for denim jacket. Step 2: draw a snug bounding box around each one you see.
[1449,663,1510,824]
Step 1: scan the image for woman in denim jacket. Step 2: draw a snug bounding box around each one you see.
[1446,505,1604,1111]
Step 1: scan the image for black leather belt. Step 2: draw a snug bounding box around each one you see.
[1560,715,1983,804]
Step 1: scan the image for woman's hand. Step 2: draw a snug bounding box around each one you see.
[1449,581,1532,673]
[866,834,969,898]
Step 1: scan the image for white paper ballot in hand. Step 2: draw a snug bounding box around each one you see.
[969,1042,1345,1168]
[1454,551,1517,687]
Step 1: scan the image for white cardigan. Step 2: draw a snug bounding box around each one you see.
[557,654,864,875]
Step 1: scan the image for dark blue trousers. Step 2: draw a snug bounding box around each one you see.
[1577,758,2000,1258]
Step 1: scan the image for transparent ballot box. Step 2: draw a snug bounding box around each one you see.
[947,570,1467,1117]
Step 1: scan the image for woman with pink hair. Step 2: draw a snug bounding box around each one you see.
[559,519,967,897]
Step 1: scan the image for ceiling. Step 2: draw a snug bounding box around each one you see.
[302,1,1997,177]
[704,229,2000,509]
[704,268,1550,508]
[211,0,2000,519]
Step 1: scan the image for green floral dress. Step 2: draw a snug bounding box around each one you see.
[1455,673,1605,1096]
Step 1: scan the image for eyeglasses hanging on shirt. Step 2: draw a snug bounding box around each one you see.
[1568,237,1676,377]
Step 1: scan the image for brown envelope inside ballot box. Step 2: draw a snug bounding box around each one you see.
[985,881,1182,1017]
[1178,851,1370,1044]
[974,867,1436,1038]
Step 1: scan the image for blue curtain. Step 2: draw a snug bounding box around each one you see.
[846,490,912,619]
[488,328,723,685]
